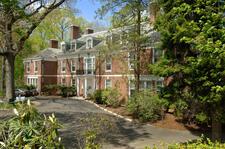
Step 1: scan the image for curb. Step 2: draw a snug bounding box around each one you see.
[71,97,133,122]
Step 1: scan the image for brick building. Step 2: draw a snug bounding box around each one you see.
[24,24,163,100]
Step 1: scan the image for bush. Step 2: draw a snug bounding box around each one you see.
[0,100,64,148]
[42,84,60,95]
[126,90,166,122]
[59,85,77,97]
[102,88,120,107]
[168,137,225,149]
[88,88,121,107]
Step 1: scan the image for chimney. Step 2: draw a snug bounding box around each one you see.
[149,2,160,24]
[86,28,94,34]
[49,39,58,48]
[71,25,80,39]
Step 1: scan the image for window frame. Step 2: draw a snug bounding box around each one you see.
[61,60,66,73]
[34,61,38,73]
[71,59,76,73]
[26,62,30,73]
[105,58,112,72]
[105,79,112,89]
[128,52,135,70]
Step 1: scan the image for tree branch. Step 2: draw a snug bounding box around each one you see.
[17,0,66,53]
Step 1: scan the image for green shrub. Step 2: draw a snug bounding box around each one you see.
[102,88,120,107]
[126,90,166,122]
[145,137,225,149]
[0,100,64,148]
[168,138,225,149]
[59,85,77,97]
[42,84,60,95]
[88,88,121,107]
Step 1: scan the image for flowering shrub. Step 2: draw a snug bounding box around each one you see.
[0,100,64,148]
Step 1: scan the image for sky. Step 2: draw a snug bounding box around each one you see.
[74,0,110,27]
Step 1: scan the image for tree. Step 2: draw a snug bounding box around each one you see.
[0,0,68,101]
[13,8,92,86]
[151,0,225,141]
[96,0,150,91]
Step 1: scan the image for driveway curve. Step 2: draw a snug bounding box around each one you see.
[34,98,200,149]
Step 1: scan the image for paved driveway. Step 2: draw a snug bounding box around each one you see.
[34,98,200,149]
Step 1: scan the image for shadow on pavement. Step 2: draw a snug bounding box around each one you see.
[44,112,152,149]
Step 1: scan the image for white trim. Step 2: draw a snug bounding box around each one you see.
[61,60,66,73]
[152,48,155,64]
[105,79,112,89]
[26,62,30,73]
[71,59,76,73]
[61,77,66,85]
[84,78,87,97]
[105,58,112,72]
[86,37,93,49]
[34,61,38,73]
[77,78,80,96]
[25,74,164,80]
[128,52,134,70]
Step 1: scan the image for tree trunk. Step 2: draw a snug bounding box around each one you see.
[5,53,15,102]
[135,2,141,92]
[212,110,222,142]
[0,57,5,94]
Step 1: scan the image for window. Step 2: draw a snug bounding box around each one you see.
[27,78,30,85]
[153,48,163,63]
[129,80,135,96]
[86,39,92,49]
[156,80,163,92]
[85,57,95,74]
[140,81,152,90]
[128,52,135,70]
[27,78,38,87]
[34,61,38,72]
[61,60,66,73]
[71,42,76,50]
[105,79,112,89]
[61,42,66,51]
[105,58,112,72]
[26,62,30,73]
[71,78,76,86]
[71,59,76,72]
[61,78,66,85]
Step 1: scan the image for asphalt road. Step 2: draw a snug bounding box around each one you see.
[33,98,200,149]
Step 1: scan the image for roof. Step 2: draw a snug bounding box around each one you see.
[24,48,62,61]
[24,23,157,61]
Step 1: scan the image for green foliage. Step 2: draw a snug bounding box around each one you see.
[88,88,121,107]
[126,91,166,122]
[152,0,225,126]
[0,103,14,110]
[168,138,225,149]
[145,137,225,149]
[59,85,77,97]
[84,130,101,149]
[0,100,64,148]
[42,85,60,96]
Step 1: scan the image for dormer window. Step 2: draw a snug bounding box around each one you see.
[86,38,92,49]
[71,41,76,50]
[61,42,66,52]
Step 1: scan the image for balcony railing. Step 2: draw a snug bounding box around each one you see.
[76,69,95,75]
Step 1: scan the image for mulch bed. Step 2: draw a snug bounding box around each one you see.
[100,105,203,131]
